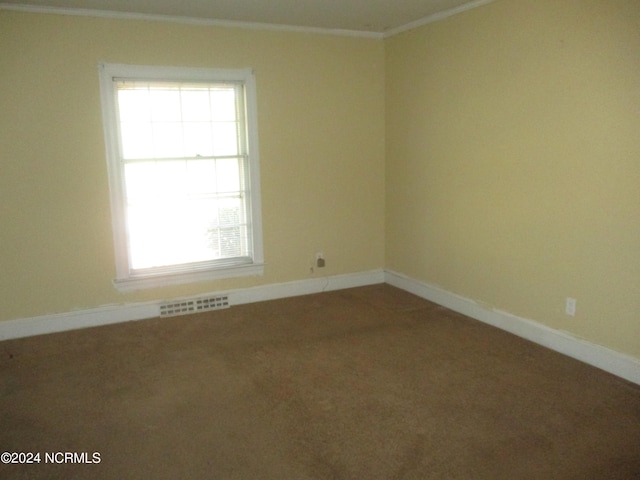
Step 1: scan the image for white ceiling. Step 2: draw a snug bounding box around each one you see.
[0,0,495,35]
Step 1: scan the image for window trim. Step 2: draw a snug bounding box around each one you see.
[98,63,264,292]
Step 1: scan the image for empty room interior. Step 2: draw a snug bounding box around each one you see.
[1,0,639,478]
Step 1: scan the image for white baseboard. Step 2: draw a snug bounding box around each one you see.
[3,267,638,386]
[230,269,385,305]
[385,269,640,386]
[0,302,160,342]
[0,269,385,342]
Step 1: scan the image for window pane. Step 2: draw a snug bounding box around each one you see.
[127,196,246,269]
[212,122,239,156]
[124,163,151,204]
[120,122,153,159]
[150,89,181,122]
[181,89,211,121]
[118,89,150,123]
[128,201,220,269]
[124,158,246,268]
[125,161,187,204]
[219,226,242,257]
[186,160,217,194]
[183,122,214,158]
[210,88,237,121]
[208,197,245,259]
[216,158,241,193]
[153,122,184,158]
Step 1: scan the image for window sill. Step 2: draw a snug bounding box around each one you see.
[113,262,265,292]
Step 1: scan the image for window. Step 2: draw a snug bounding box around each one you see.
[99,64,263,291]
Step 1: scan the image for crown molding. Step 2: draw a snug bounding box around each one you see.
[2,1,498,39]
[383,0,497,37]
[0,3,384,39]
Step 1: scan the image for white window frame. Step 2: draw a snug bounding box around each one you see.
[98,63,264,291]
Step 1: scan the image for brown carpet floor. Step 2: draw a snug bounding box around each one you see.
[1,284,639,479]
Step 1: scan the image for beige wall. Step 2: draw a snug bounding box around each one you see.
[2,1,639,361]
[0,11,385,320]
[386,0,640,357]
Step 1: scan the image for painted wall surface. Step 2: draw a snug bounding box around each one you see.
[386,0,640,357]
[0,11,385,320]
[3,0,639,363]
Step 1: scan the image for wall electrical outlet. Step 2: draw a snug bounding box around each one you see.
[565,297,577,316]
[316,252,325,268]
